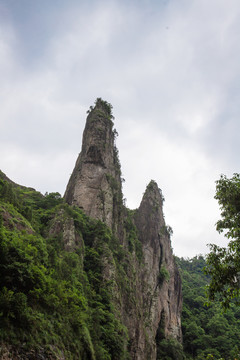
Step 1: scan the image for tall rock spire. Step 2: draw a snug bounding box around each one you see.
[64,98,123,230]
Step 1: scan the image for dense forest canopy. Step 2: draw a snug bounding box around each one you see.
[177,256,240,359]
[0,173,128,359]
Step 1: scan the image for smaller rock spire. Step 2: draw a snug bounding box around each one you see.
[133,179,182,351]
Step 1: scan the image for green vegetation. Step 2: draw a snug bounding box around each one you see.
[205,173,240,308]
[87,98,114,121]
[177,256,240,360]
[156,309,185,360]
[0,175,128,359]
[157,338,186,360]
[158,265,170,286]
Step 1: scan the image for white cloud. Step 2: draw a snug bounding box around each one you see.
[1,0,240,257]
[119,121,227,256]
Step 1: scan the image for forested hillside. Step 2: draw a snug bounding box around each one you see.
[177,256,240,359]
[0,172,128,359]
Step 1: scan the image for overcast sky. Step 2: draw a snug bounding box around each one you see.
[1,0,239,257]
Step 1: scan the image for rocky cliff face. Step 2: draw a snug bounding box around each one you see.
[133,182,182,357]
[64,98,182,359]
[64,99,122,233]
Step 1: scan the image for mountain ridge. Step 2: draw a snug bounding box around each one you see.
[0,98,183,359]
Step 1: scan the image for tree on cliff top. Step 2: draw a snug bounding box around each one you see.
[86,98,114,120]
[205,173,240,308]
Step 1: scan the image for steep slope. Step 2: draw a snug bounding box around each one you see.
[64,98,183,359]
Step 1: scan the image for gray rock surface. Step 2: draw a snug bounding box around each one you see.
[64,99,122,233]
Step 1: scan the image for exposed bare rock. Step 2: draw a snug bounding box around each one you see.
[0,205,34,234]
[49,208,84,252]
[133,180,182,359]
[64,98,123,233]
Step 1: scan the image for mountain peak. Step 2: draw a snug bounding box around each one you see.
[91,97,114,118]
